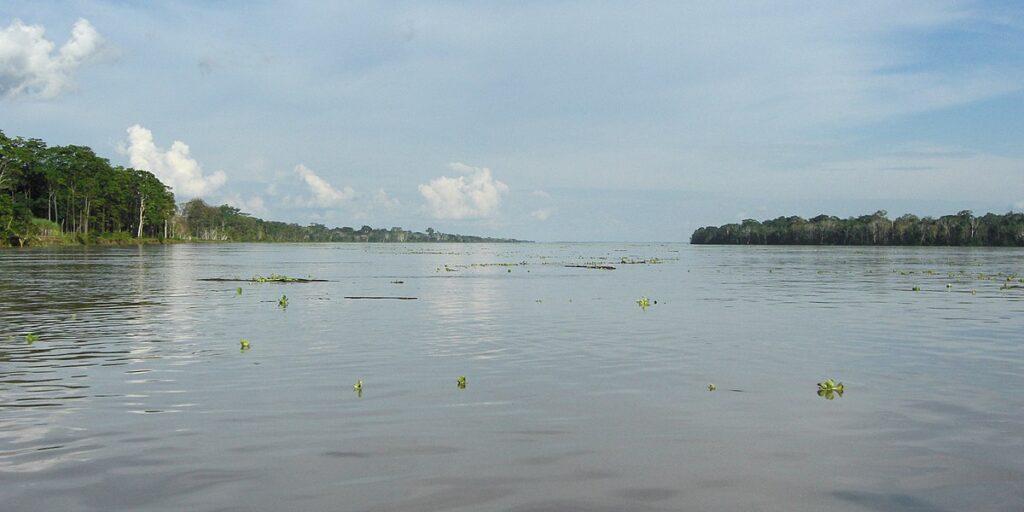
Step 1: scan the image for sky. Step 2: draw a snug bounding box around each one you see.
[1,1,1023,241]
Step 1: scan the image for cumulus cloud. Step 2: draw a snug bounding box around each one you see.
[531,189,551,199]
[418,162,509,219]
[0,18,105,99]
[530,207,555,221]
[293,164,355,207]
[123,125,227,198]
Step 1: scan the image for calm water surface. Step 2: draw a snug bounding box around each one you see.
[1,243,1022,511]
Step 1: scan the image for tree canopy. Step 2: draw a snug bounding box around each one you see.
[691,210,1024,246]
[1,130,175,246]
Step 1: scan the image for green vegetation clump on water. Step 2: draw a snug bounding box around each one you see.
[1,130,524,247]
[817,378,845,400]
[691,210,1024,246]
[254,274,303,283]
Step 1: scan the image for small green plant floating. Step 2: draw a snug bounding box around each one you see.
[25,333,40,344]
[278,295,289,309]
[817,378,845,400]
[708,383,716,391]
[353,380,363,395]
[912,286,921,292]
[457,376,467,389]
[236,287,243,295]
[637,296,653,309]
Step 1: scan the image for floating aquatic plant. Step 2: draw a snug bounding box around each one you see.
[236,287,243,295]
[25,333,39,344]
[912,286,921,292]
[457,376,466,389]
[278,295,289,309]
[708,383,716,391]
[817,378,844,399]
[353,380,363,392]
[240,339,250,350]
[637,296,653,309]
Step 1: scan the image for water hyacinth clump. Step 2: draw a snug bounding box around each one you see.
[817,378,845,400]
[457,376,467,389]
[240,339,250,350]
[278,295,289,309]
[25,333,40,344]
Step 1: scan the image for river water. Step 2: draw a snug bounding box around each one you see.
[1,243,1022,511]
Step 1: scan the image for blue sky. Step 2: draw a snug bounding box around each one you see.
[2,1,1023,241]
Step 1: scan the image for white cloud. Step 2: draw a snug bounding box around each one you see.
[222,194,267,216]
[530,207,555,221]
[293,164,354,207]
[531,189,551,198]
[122,125,227,198]
[418,162,509,219]
[373,188,400,209]
[0,18,105,99]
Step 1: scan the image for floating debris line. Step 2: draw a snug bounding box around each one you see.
[198,274,327,283]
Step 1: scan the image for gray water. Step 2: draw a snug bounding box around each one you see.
[1,243,1022,511]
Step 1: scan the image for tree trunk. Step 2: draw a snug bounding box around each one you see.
[83,196,90,235]
[137,194,146,238]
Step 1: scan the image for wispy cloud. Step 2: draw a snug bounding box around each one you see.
[418,162,509,219]
[373,188,400,209]
[530,207,555,221]
[292,164,355,207]
[0,18,105,99]
[222,193,267,216]
[122,125,227,198]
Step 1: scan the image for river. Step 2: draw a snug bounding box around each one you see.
[1,243,1022,511]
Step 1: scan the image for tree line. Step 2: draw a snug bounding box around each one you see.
[1,130,521,246]
[1,130,175,246]
[175,198,520,243]
[690,210,1024,246]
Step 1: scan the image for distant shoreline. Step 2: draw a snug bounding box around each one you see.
[691,210,1024,247]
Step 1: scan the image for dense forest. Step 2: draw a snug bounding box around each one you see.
[175,198,521,243]
[691,210,1024,246]
[0,130,521,246]
[0,130,176,246]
